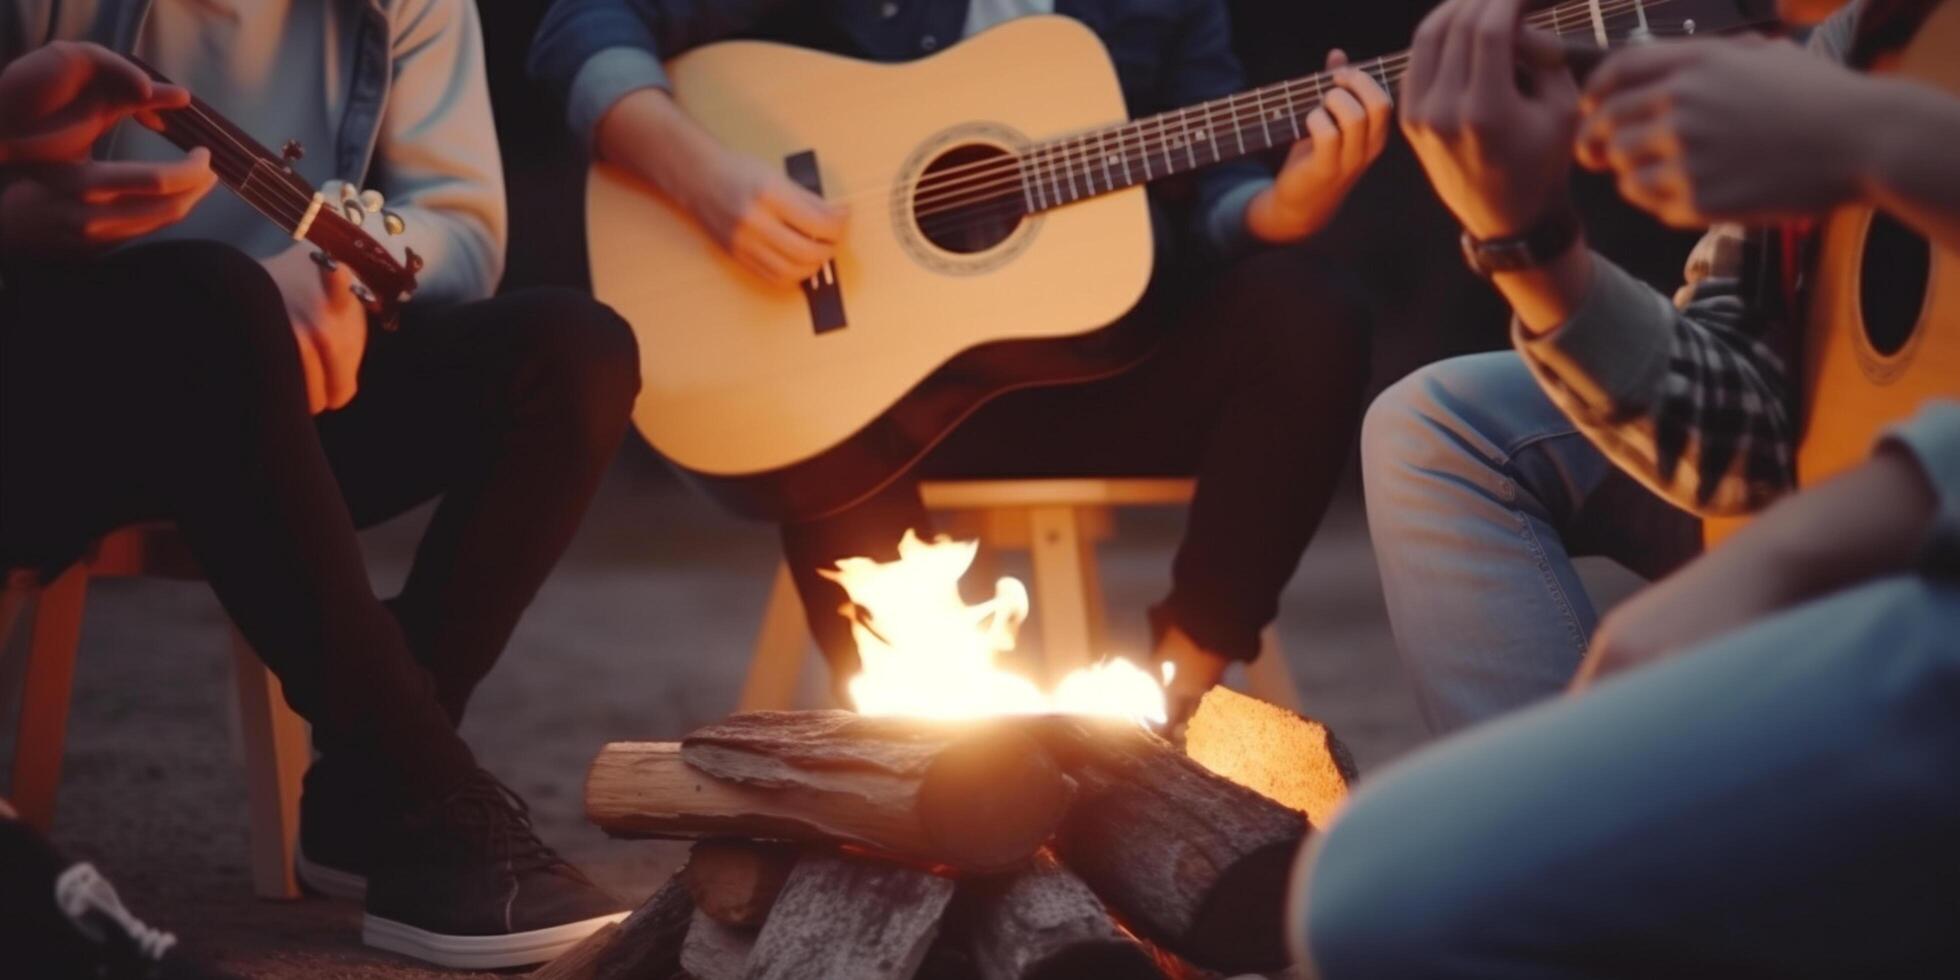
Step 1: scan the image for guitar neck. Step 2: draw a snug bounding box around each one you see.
[1013,0,1761,213]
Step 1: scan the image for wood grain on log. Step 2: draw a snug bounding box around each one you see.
[527,921,619,980]
[958,851,1165,980]
[682,840,798,927]
[743,850,958,980]
[588,711,1073,872]
[1034,716,1308,974]
[1184,686,1357,828]
[587,874,693,980]
[679,908,756,980]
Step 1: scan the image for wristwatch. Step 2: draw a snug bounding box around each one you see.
[1460,207,1582,278]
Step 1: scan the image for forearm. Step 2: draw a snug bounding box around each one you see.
[1861,77,1960,253]
[1724,443,1938,601]
[594,86,718,206]
[1494,236,1594,335]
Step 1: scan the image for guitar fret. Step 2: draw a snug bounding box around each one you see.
[1115,122,1134,187]
[1048,141,1066,207]
[1096,128,1114,192]
[1018,151,1037,213]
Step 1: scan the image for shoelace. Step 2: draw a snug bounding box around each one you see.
[439,770,579,879]
[54,862,178,962]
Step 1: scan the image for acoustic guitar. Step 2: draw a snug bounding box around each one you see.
[1705,0,1958,544]
[589,0,1775,522]
[130,57,422,326]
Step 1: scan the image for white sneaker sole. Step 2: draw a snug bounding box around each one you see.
[295,848,367,901]
[361,910,629,970]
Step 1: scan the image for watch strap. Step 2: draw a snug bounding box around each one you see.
[1461,207,1582,277]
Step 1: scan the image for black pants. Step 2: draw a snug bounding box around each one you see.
[0,241,638,800]
[783,245,1373,674]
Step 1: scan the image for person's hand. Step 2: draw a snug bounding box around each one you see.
[1154,625,1231,728]
[260,243,368,413]
[1399,0,1582,239]
[1245,50,1393,243]
[1576,37,1884,227]
[0,150,216,257]
[684,146,849,288]
[0,41,188,164]
[1572,444,1940,691]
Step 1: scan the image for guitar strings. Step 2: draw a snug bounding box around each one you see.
[906,0,1672,210]
[908,21,1703,239]
[910,25,1707,240]
[831,0,1677,218]
[912,3,1682,218]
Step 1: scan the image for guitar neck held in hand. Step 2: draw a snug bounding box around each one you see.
[126,56,421,328]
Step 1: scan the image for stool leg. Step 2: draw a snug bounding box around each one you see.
[231,631,308,900]
[1244,625,1304,712]
[738,562,809,712]
[1027,505,1095,680]
[11,565,89,832]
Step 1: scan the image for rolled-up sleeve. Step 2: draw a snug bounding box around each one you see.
[529,0,670,151]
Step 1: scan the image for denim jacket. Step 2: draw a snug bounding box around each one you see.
[527,0,1277,263]
[2,0,507,303]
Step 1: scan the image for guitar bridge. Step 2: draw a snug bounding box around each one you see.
[785,150,847,334]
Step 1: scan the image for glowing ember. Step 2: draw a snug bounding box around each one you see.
[823,530,1172,725]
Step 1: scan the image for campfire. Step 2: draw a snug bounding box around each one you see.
[541,534,1357,980]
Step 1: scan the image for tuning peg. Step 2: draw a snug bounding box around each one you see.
[309,250,339,271]
[382,210,406,236]
[338,182,358,203]
[282,139,305,165]
[403,247,424,274]
[349,282,378,311]
[341,201,365,226]
[358,189,384,213]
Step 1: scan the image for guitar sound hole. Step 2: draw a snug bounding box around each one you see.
[1859,211,1930,357]
[913,143,1026,255]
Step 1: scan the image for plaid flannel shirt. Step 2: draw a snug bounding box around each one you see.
[1510,5,1870,518]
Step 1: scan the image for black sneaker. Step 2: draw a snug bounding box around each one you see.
[1,819,239,980]
[296,754,391,900]
[361,769,627,969]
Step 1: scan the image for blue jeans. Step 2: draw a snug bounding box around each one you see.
[1360,352,1702,732]
[1291,575,1960,979]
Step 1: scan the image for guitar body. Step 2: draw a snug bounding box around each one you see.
[1797,1,1960,487]
[1704,1,1959,546]
[588,16,1154,521]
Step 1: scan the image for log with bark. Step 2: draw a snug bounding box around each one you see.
[585,874,693,980]
[955,851,1166,980]
[587,711,1073,872]
[743,850,959,980]
[682,840,798,927]
[1184,686,1357,828]
[1032,716,1309,974]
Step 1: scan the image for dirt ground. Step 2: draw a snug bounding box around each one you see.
[0,449,1637,978]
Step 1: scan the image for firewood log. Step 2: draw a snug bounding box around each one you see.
[743,850,958,980]
[587,711,1073,872]
[679,908,756,980]
[527,921,619,980]
[588,874,693,980]
[682,840,798,927]
[1032,717,1309,974]
[957,851,1166,980]
[1184,686,1357,828]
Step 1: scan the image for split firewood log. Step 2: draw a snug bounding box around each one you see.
[679,908,756,980]
[587,711,1073,872]
[957,851,1166,980]
[1031,716,1309,974]
[682,840,798,927]
[743,850,958,980]
[527,921,619,980]
[1184,686,1357,828]
[586,874,693,980]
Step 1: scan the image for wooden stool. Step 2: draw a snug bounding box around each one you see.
[739,478,1303,712]
[1,525,310,900]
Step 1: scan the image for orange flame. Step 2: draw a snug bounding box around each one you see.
[823,530,1171,725]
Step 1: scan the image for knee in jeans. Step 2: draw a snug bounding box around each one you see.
[1291,816,1468,979]
[508,287,641,431]
[1361,357,1500,492]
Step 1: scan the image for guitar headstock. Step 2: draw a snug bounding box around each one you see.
[301,177,422,329]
